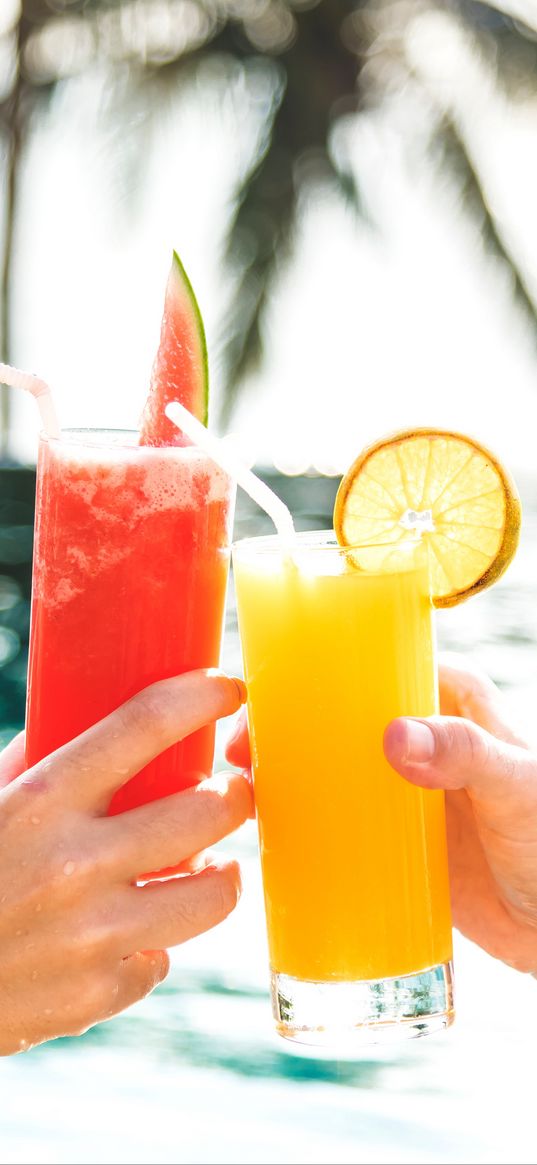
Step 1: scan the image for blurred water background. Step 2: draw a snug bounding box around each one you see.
[1,2,537,1163]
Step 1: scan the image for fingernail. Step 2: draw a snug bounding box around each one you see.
[230,677,247,704]
[404,719,436,763]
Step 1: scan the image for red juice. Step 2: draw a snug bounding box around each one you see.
[25,428,235,812]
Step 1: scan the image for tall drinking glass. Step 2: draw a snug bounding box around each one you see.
[232,531,454,1047]
[26,429,235,814]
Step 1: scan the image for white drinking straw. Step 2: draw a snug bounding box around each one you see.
[0,361,61,439]
[165,401,296,545]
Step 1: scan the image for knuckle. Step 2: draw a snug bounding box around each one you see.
[204,773,249,832]
[447,718,488,770]
[171,894,200,927]
[207,865,241,921]
[451,719,482,764]
[65,899,118,964]
[173,865,240,931]
[461,719,483,761]
[115,952,170,1011]
[44,837,104,895]
[149,949,170,981]
[210,783,237,832]
[67,913,115,961]
[117,685,167,740]
[195,781,235,837]
[119,683,175,743]
[2,764,58,822]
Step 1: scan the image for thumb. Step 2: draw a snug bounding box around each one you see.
[384,715,537,836]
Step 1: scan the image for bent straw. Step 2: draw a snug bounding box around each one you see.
[0,361,61,439]
[165,401,296,545]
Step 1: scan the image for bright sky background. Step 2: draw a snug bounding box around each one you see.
[8,12,537,478]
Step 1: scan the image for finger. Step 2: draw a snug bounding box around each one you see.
[8,951,171,1054]
[383,715,537,837]
[101,950,170,1018]
[122,860,242,951]
[17,671,247,811]
[0,732,26,789]
[438,653,528,748]
[103,771,253,879]
[68,950,170,1034]
[136,849,220,883]
[225,707,251,769]
[156,849,218,877]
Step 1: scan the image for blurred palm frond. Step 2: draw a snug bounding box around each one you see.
[0,0,536,445]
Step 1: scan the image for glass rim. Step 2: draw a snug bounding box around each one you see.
[39,427,140,449]
[232,529,425,555]
[39,428,212,456]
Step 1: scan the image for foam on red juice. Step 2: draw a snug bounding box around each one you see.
[25,430,234,813]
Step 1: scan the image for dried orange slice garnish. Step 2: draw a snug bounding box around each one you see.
[333,428,522,608]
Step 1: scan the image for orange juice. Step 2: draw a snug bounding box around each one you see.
[233,533,453,992]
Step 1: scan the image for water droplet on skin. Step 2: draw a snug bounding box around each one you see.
[44,1008,52,1016]
[35,904,42,913]
[31,970,37,981]
[15,929,22,936]
[63,861,76,876]
[30,816,40,825]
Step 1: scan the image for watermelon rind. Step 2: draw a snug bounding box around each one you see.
[170,250,208,427]
[139,250,209,445]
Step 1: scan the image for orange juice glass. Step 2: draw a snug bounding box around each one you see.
[232,531,454,1047]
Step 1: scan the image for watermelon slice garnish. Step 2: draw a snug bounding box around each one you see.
[139,251,208,446]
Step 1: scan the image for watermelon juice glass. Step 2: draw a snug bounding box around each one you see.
[25,427,235,814]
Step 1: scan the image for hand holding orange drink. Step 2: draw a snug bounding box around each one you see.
[232,427,521,1047]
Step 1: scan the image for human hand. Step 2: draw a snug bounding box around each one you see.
[226,658,537,975]
[0,669,252,1055]
[225,705,250,773]
[384,655,537,974]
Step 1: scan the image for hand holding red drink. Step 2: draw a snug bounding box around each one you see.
[0,255,254,1054]
[0,671,251,1056]
[26,253,235,810]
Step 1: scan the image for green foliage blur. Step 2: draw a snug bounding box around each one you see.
[1,1,537,428]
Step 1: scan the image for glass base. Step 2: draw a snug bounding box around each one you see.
[271,961,455,1049]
